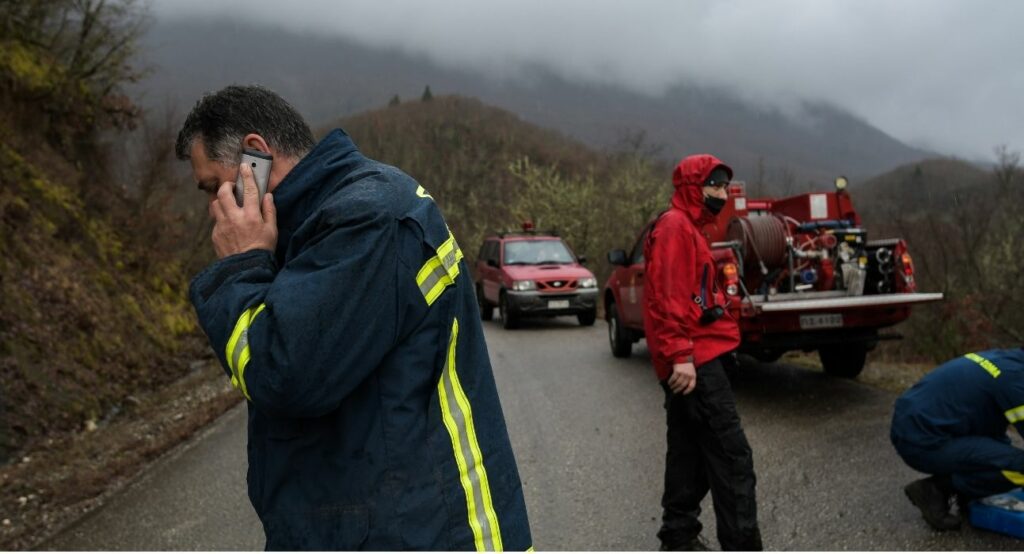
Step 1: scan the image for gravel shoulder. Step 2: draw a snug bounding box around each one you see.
[0,359,240,550]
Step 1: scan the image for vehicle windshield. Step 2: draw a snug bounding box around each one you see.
[503,239,575,265]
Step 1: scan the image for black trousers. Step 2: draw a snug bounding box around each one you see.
[659,354,762,551]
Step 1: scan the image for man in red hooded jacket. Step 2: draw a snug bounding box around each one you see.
[644,154,762,551]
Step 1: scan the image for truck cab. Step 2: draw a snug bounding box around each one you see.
[476,226,598,329]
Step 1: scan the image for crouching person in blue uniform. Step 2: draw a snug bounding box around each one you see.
[891,348,1024,531]
[175,85,532,551]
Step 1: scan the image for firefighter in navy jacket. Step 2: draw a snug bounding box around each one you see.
[891,348,1024,531]
[176,85,532,550]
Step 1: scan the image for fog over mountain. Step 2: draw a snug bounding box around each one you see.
[147,0,1024,164]
[136,17,934,187]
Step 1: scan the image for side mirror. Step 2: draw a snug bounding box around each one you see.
[486,259,499,268]
[607,249,627,266]
[577,255,588,265]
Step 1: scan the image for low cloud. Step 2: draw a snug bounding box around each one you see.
[152,0,1024,160]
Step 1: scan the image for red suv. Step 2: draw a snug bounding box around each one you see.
[475,229,598,329]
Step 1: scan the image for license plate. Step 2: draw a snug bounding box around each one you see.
[799,313,843,330]
[548,300,570,309]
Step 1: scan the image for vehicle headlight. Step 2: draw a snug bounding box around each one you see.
[578,277,597,289]
[512,280,536,291]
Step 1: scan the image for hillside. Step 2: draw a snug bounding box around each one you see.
[335,95,637,256]
[137,17,933,188]
[850,157,1021,359]
[333,95,673,286]
[855,157,991,225]
[0,5,239,547]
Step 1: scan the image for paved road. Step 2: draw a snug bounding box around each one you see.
[46,319,1021,550]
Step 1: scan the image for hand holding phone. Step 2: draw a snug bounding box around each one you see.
[234,149,273,207]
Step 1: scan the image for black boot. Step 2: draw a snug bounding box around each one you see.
[660,535,710,551]
[904,476,961,531]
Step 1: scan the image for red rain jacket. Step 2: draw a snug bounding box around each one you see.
[643,154,741,381]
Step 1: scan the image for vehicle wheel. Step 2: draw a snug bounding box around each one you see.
[607,301,632,358]
[500,292,518,330]
[477,285,493,321]
[819,344,867,378]
[578,309,597,327]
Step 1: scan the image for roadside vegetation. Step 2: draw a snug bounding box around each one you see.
[858,153,1023,361]
[0,2,231,548]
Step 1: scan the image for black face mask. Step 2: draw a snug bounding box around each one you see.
[704,195,726,215]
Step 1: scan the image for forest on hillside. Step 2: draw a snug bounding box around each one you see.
[857,153,1023,360]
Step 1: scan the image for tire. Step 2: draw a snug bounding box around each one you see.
[819,343,868,378]
[607,301,632,358]
[500,292,518,330]
[477,284,493,321]
[578,309,597,327]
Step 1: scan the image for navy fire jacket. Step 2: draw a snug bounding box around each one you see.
[189,129,532,550]
[891,348,1024,450]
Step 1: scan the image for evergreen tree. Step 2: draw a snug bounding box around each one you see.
[421,85,433,102]
[388,94,401,107]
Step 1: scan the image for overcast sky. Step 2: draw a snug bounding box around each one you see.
[150,0,1023,161]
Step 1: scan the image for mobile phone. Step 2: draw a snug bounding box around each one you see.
[234,149,273,207]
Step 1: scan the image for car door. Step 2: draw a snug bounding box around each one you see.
[621,227,650,327]
[481,240,502,304]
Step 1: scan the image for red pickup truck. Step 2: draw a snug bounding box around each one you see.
[603,179,943,378]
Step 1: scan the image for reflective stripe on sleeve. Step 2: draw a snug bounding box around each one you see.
[437,318,503,551]
[417,231,464,306]
[1005,404,1024,424]
[1003,470,1024,486]
[964,353,1001,378]
[416,184,433,199]
[225,303,266,401]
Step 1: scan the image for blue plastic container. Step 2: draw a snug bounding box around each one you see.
[970,488,1024,539]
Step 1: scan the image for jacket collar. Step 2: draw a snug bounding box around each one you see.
[272,129,363,261]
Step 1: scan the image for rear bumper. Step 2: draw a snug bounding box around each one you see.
[735,292,943,352]
[506,289,598,316]
[750,292,944,313]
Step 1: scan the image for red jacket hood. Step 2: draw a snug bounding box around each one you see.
[670,154,733,226]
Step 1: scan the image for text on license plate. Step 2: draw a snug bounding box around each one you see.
[548,300,570,309]
[799,313,843,330]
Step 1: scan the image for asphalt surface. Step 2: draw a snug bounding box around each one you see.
[45,318,1022,550]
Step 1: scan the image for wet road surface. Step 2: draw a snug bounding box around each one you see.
[45,318,1022,550]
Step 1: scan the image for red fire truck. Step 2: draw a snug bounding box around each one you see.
[603,177,943,378]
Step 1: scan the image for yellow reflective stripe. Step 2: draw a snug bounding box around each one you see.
[417,231,465,305]
[526,548,535,552]
[225,304,266,400]
[416,184,433,199]
[1005,404,1024,424]
[1003,471,1024,486]
[965,353,1001,378]
[437,319,503,551]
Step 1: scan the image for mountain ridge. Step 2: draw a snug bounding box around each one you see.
[136,17,938,188]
